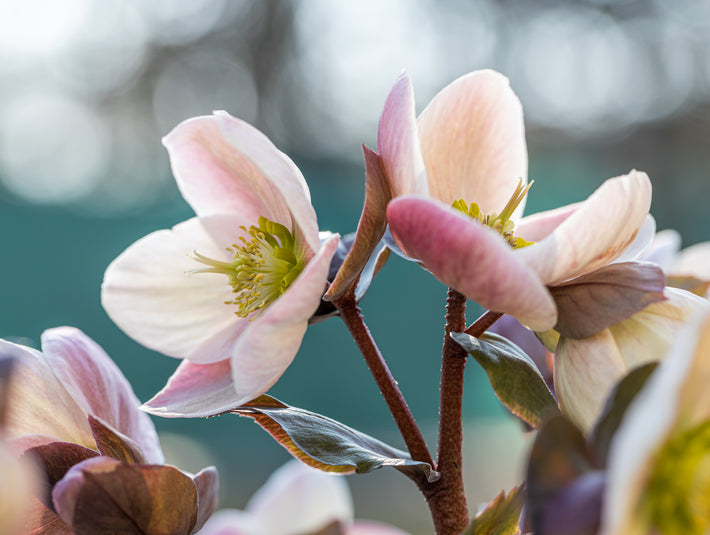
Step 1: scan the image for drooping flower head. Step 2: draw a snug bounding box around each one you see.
[378,70,653,330]
[102,112,339,417]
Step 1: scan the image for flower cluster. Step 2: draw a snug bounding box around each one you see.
[4,66,710,535]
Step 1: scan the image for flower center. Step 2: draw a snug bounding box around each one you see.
[451,178,534,249]
[191,216,304,318]
[642,421,710,535]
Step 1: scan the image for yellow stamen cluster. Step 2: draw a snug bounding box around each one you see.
[452,178,534,249]
[191,216,303,318]
[642,421,710,535]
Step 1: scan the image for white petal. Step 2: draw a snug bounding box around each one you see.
[102,215,250,364]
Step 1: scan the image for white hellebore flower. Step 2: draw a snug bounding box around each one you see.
[102,112,339,417]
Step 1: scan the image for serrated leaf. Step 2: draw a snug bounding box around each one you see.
[231,395,438,482]
[464,486,524,535]
[550,262,666,339]
[590,362,658,467]
[451,332,559,428]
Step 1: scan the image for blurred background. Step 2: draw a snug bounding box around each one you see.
[1,0,709,532]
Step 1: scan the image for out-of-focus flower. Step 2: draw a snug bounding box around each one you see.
[198,460,409,535]
[554,287,707,433]
[643,228,710,297]
[380,71,652,331]
[1,327,218,535]
[102,112,339,417]
[602,304,710,535]
[0,355,39,535]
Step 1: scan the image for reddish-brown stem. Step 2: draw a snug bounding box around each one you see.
[465,310,503,337]
[420,288,470,534]
[334,292,434,469]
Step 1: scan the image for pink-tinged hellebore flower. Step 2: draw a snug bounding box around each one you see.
[326,68,531,301]
[102,112,339,417]
[198,460,410,535]
[377,70,653,330]
[0,327,219,535]
[601,304,710,535]
[554,287,708,433]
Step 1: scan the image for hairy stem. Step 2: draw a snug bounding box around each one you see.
[334,292,434,470]
[465,310,503,337]
[420,288,470,534]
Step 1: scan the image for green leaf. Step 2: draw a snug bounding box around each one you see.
[231,395,438,482]
[590,362,658,467]
[464,486,524,535]
[451,332,559,428]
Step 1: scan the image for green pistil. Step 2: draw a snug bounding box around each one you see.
[642,421,710,535]
[452,178,534,249]
[191,215,304,318]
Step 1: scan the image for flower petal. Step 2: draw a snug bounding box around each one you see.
[602,305,710,535]
[230,234,340,403]
[142,234,340,417]
[640,228,681,270]
[387,196,556,331]
[1,339,93,448]
[141,359,235,418]
[417,70,527,215]
[216,112,321,252]
[163,113,319,252]
[192,466,220,534]
[246,461,353,535]
[377,71,428,198]
[555,287,707,432]
[516,170,652,285]
[669,240,710,283]
[40,327,164,464]
[102,215,249,365]
[325,146,390,301]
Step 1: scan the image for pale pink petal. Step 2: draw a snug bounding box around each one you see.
[141,359,235,418]
[347,521,411,535]
[515,170,652,286]
[39,327,164,464]
[143,235,339,417]
[216,111,321,252]
[247,461,353,534]
[669,240,710,281]
[0,439,39,535]
[417,70,527,215]
[640,228,681,270]
[102,215,249,365]
[196,509,259,535]
[377,71,428,198]
[1,339,93,448]
[230,234,340,402]
[387,196,556,331]
[602,306,710,535]
[555,287,706,432]
[612,214,656,264]
[516,203,579,242]
[163,113,319,252]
